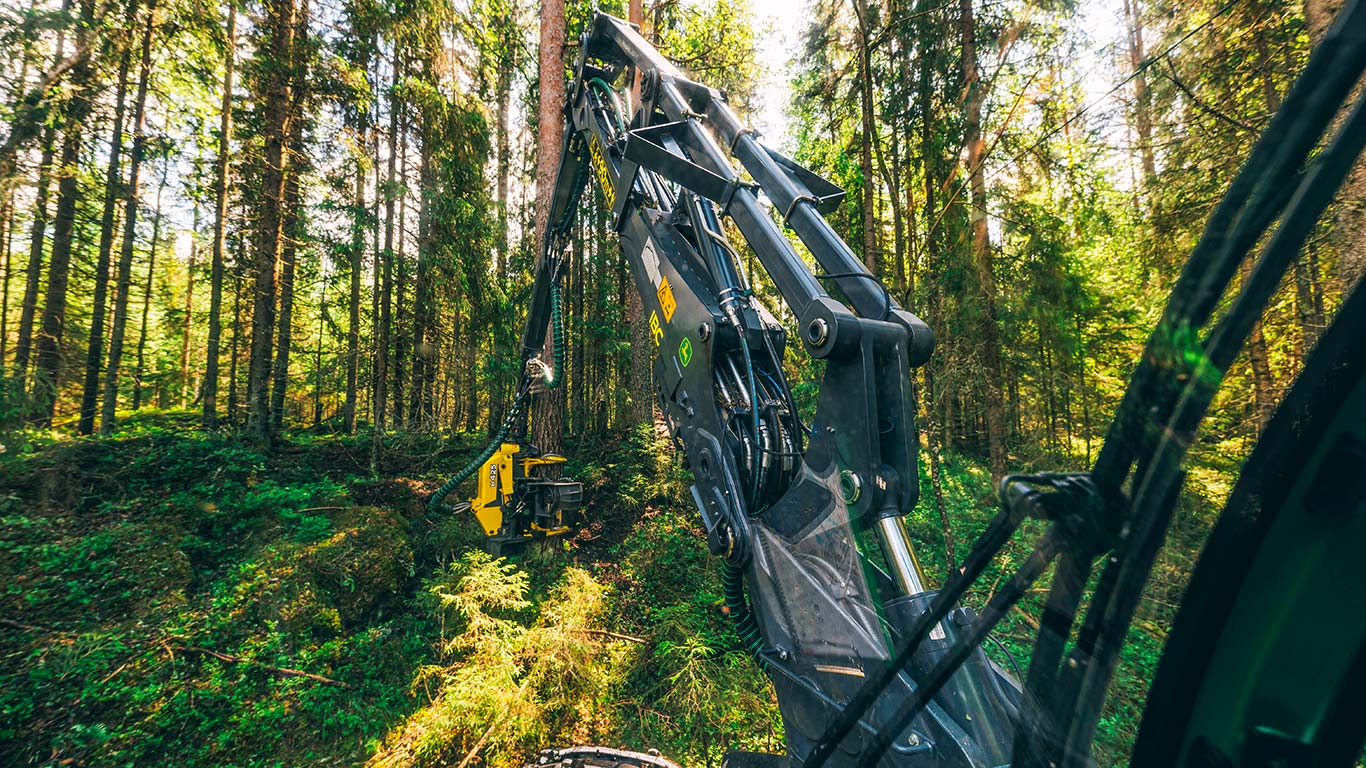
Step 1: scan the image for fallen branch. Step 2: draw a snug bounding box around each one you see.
[455,677,533,768]
[570,628,647,644]
[0,617,68,636]
[171,646,350,688]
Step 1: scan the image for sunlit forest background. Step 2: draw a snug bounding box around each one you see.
[0,0,1361,764]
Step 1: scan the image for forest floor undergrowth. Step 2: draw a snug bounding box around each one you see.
[0,410,1225,767]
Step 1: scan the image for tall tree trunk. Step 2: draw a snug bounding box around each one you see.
[494,36,512,285]
[204,0,237,428]
[393,130,408,425]
[13,123,55,380]
[131,162,168,411]
[12,0,72,381]
[1293,246,1326,362]
[272,0,310,434]
[344,154,363,433]
[959,0,1006,480]
[179,205,198,406]
[1122,0,1156,190]
[371,50,398,466]
[0,196,12,365]
[570,214,585,432]
[0,49,25,362]
[313,276,325,427]
[78,0,139,434]
[530,0,566,455]
[369,49,381,427]
[462,309,477,432]
[227,263,242,422]
[917,5,954,568]
[270,106,306,432]
[100,0,157,434]
[623,0,651,428]
[408,144,433,427]
[247,0,301,444]
[1241,260,1276,429]
[32,0,96,426]
[851,0,879,274]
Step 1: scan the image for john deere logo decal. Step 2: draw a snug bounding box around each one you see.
[679,337,693,367]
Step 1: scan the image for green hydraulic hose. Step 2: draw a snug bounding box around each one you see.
[427,388,530,511]
[549,270,566,389]
[722,560,769,671]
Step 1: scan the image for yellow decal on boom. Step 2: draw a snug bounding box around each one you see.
[649,311,663,347]
[589,134,615,210]
[657,276,677,323]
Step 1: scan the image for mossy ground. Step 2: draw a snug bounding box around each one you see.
[1,411,1223,766]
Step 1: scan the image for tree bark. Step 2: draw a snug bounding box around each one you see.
[100,0,157,435]
[1122,0,1156,190]
[228,261,242,423]
[312,276,325,427]
[408,143,434,427]
[0,39,27,362]
[204,0,237,428]
[959,0,1007,480]
[494,25,512,285]
[78,0,139,434]
[851,0,879,274]
[247,0,301,444]
[622,0,652,428]
[530,0,567,454]
[343,153,363,433]
[32,0,97,426]
[179,206,198,406]
[12,0,73,382]
[393,129,408,425]
[1293,246,1326,363]
[131,163,168,411]
[269,198,297,430]
[270,50,308,433]
[371,49,398,466]
[0,196,12,365]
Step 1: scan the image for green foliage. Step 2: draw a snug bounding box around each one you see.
[0,425,425,767]
[0,416,785,767]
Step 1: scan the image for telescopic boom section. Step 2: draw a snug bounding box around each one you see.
[492,12,1021,768]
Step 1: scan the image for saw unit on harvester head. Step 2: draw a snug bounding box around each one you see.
[428,6,1366,767]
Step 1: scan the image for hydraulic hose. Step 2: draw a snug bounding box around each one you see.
[550,267,566,389]
[427,387,531,511]
[722,560,769,671]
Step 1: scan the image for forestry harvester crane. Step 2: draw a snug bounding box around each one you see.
[429,7,1366,767]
